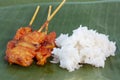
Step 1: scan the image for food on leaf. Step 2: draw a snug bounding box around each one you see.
[5,0,66,67]
[51,25,116,72]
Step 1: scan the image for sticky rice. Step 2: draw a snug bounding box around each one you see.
[51,25,116,72]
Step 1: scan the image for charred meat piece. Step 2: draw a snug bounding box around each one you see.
[5,40,36,67]
[22,31,46,44]
[14,27,32,40]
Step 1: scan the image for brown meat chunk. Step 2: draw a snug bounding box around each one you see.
[36,46,51,65]
[6,45,36,67]
[5,40,36,67]
[36,32,56,65]
[22,31,46,44]
[14,27,32,40]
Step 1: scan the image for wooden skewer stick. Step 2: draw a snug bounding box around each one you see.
[45,5,52,34]
[38,0,66,32]
[29,6,40,26]
[47,0,66,21]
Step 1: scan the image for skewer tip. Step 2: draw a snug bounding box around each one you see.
[37,5,40,8]
[29,5,40,26]
[63,0,66,2]
[49,5,52,11]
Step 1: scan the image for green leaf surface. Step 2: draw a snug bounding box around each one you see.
[0,0,120,80]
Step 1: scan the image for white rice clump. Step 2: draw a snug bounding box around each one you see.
[51,25,116,72]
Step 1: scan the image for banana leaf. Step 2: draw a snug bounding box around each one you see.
[0,0,120,80]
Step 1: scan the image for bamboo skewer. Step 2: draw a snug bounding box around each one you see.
[29,6,40,26]
[38,0,66,32]
[48,0,66,22]
[45,5,52,34]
